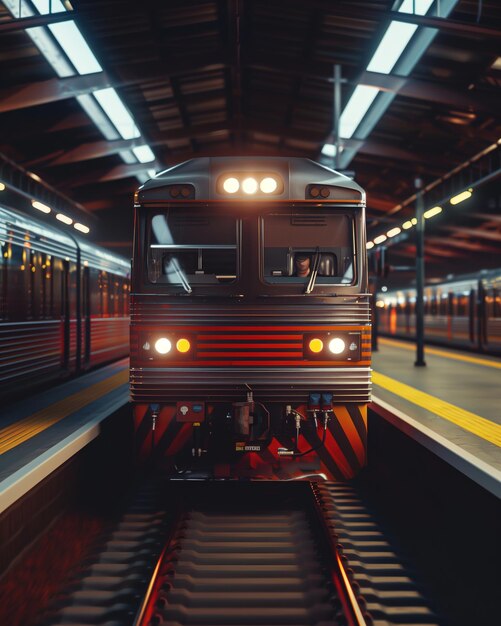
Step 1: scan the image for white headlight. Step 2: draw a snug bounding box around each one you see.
[155,337,172,354]
[260,177,278,193]
[223,177,239,193]
[242,177,258,194]
[328,337,345,354]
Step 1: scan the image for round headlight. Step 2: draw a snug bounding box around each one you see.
[308,338,324,353]
[260,177,278,194]
[155,337,172,354]
[242,177,258,194]
[176,338,191,353]
[223,177,239,194]
[328,337,345,355]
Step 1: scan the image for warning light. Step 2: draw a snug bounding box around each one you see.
[309,338,324,353]
[176,338,191,353]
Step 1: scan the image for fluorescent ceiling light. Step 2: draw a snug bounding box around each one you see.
[450,189,472,205]
[133,145,156,163]
[402,220,414,229]
[374,234,387,244]
[56,213,73,225]
[366,21,418,75]
[340,85,379,138]
[94,88,140,140]
[74,222,90,233]
[366,241,374,249]
[0,183,5,191]
[387,227,401,238]
[424,206,442,218]
[32,200,51,213]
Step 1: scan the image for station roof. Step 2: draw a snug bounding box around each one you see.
[0,0,500,276]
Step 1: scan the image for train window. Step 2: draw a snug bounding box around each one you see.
[147,211,238,289]
[262,211,354,286]
[493,288,501,318]
[456,294,468,316]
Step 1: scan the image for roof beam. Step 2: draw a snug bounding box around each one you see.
[359,71,501,116]
[387,11,501,39]
[445,226,501,242]
[0,73,117,113]
[0,52,229,113]
[44,138,151,166]
[246,53,500,116]
[427,237,500,253]
[0,11,74,33]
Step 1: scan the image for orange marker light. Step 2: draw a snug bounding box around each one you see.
[176,338,191,353]
[309,338,324,353]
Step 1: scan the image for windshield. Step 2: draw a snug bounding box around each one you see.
[147,209,238,289]
[262,211,355,287]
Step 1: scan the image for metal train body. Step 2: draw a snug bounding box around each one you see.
[130,157,371,481]
[0,204,130,401]
[377,269,501,354]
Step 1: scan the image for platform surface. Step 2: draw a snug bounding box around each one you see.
[371,337,501,497]
[0,359,129,513]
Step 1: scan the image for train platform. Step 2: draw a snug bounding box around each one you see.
[0,359,129,515]
[371,337,501,498]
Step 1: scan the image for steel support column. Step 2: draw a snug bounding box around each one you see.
[414,178,426,367]
[333,64,342,171]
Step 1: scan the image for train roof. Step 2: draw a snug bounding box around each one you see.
[0,203,130,277]
[137,157,365,203]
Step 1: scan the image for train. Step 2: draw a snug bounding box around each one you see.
[130,157,371,481]
[377,269,501,354]
[0,203,130,401]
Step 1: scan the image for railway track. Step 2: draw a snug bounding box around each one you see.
[38,482,438,626]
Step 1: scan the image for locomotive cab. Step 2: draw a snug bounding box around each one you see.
[130,157,371,481]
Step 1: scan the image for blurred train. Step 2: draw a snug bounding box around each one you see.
[377,269,501,354]
[130,157,371,481]
[0,204,130,401]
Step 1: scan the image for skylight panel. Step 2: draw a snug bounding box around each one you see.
[366,21,418,74]
[398,0,434,15]
[339,86,379,138]
[133,146,156,163]
[94,88,141,140]
[48,21,103,75]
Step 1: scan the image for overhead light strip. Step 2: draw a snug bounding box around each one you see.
[3,0,156,182]
[322,0,458,161]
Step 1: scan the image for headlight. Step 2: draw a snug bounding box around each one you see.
[328,338,345,354]
[242,177,258,194]
[222,177,239,193]
[155,337,172,354]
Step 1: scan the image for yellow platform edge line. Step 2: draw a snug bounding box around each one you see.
[0,369,129,455]
[379,337,501,370]
[372,370,501,448]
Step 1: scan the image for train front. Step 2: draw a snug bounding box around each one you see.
[130,157,370,480]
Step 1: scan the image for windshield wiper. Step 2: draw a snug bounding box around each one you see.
[171,258,192,293]
[304,247,321,294]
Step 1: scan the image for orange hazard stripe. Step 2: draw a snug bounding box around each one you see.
[333,406,366,467]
